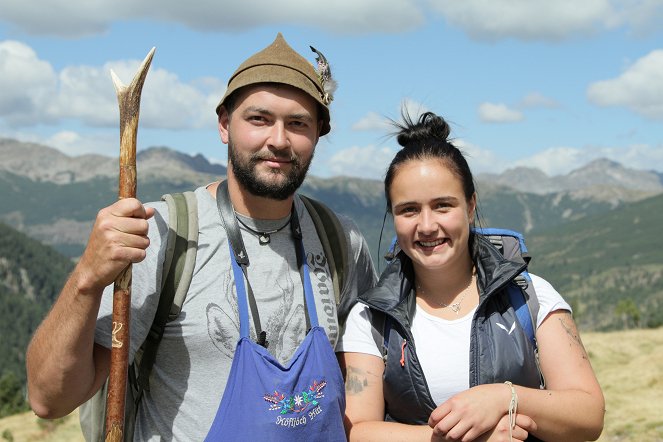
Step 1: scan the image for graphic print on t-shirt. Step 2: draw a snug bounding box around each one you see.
[205,259,307,364]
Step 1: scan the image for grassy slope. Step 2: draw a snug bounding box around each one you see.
[1,328,661,442]
[583,327,663,441]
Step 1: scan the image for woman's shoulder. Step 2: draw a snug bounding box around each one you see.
[528,273,572,327]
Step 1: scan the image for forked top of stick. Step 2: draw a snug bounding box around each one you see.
[110,47,156,98]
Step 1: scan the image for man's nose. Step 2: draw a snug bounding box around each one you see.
[268,121,290,150]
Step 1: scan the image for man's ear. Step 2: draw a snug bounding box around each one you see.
[218,107,230,144]
[315,119,323,143]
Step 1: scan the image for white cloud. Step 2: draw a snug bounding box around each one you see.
[328,145,398,179]
[0,127,118,157]
[518,92,560,109]
[616,0,663,36]
[45,130,117,157]
[0,1,116,37]
[352,99,430,131]
[0,41,57,125]
[0,40,222,130]
[478,103,524,123]
[587,49,663,121]
[432,0,617,41]
[514,143,663,175]
[513,146,588,176]
[352,112,390,131]
[454,139,510,175]
[2,0,661,40]
[0,0,424,37]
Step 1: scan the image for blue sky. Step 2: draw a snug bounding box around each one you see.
[1,0,662,180]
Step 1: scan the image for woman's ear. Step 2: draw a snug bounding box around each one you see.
[468,192,477,221]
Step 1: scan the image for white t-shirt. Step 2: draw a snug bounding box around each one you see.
[336,274,570,406]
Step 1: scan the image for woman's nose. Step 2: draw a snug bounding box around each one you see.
[417,209,438,235]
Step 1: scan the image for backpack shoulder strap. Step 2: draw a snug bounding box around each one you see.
[137,191,199,391]
[473,227,539,347]
[299,195,348,306]
[79,191,199,442]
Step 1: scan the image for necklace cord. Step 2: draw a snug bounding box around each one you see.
[235,214,291,242]
[416,270,475,314]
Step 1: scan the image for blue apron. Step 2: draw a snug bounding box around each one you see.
[205,182,346,441]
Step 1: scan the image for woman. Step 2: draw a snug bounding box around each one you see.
[337,112,604,441]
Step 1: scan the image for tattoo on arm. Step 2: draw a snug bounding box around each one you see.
[345,365,370,395]
[558,313,589,360]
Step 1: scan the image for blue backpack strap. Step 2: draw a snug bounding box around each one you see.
[507,284,536,347]
[473,227,539,347]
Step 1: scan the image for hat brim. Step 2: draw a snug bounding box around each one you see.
[215,65,331,136]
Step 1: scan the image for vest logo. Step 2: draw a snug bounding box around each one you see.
[496,321,516,335]
[264,380,326,428]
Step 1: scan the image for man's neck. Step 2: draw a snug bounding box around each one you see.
[207,179,294,220]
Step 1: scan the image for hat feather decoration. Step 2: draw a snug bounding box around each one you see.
[310,46,337,105]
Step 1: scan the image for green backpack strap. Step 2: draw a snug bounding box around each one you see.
[136,191,198,391]
[80,192,199,442]
[299,195,348,312]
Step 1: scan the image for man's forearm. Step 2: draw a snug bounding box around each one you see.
[26,267,109,418]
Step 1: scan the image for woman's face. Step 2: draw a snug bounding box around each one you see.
[390,159,475,272]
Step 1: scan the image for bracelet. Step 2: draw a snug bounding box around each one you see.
[504,381,518,441]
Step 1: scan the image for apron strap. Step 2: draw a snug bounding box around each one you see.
[217,181,266,344]
[216,180,249,266]
[229,243,251,338]
[216,181,320,342]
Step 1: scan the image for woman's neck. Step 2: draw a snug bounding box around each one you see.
[413,254,475,301]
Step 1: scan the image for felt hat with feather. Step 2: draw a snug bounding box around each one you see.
[215,33,334,136]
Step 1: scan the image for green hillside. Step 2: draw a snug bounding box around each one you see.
[527,193,663,331]
[0,222,74,417]
[477,185,615,233]
[1,169,624,263]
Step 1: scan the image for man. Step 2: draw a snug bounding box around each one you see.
[26,33,377,441]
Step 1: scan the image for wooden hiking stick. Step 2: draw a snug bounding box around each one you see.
[105,47,155,442]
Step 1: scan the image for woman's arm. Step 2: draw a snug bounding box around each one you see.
[519,310,604,441]
[340,352,434,441]
[429,310,604,441]
[341,352,536,442]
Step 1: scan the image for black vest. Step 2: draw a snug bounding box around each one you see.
[359,235,543,431]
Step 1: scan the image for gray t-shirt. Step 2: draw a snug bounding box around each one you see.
[95,185,377,441]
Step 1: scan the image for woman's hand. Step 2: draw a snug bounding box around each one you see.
[474,414,537,442]
[430,411,536,442]
[428,384,514,441]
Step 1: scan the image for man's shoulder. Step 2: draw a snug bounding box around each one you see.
[296,194,357,230]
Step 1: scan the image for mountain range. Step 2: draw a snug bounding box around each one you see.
[478,158,663,197]
[3,138,662,195]
[1,137,661,261]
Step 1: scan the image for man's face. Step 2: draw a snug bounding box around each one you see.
[218,84,322,200]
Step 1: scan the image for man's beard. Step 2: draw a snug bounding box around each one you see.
[228,138,313,201]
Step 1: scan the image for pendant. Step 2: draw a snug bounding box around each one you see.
[450,303,461,314]
[258,233,270,245]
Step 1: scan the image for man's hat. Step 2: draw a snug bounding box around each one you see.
[215,33,333,136]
